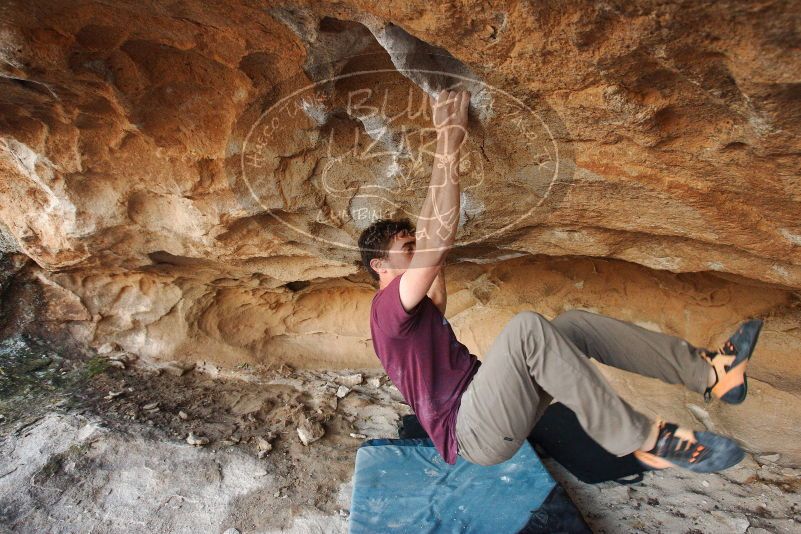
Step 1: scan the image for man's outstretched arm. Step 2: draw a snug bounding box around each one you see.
[399,89,469,313]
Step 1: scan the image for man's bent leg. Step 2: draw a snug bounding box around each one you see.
[456,311,652,465]
[551,310,709,394]
[455,328,550,466]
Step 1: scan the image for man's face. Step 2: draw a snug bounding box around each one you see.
[378,229,416,276]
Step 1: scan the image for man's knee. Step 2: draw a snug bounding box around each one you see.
[510,310,547,330]
[506,311,553,348]
[552,309,591,330]
[551,309,596,350]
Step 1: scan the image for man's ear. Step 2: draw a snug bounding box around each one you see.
[370,257,383,274]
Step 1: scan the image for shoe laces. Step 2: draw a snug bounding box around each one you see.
[699,339,738,363]
[699,340,739,400]
[649,422,711,465]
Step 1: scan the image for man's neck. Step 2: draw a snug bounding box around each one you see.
[378,274,398,291]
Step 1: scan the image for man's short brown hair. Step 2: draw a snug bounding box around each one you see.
[357,218,415,281]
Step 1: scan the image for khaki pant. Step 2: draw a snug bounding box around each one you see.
[455,310,710,466]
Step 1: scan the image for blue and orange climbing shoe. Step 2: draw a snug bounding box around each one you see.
[699,319,764,404]
[634,421,744,473]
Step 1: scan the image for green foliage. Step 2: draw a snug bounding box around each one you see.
[83,357,110,379]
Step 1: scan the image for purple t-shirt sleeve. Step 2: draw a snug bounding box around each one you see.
[374,274,424,338]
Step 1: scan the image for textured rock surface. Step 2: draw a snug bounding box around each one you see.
[0,0,799,400]
[1,4,800,529]
[1,0,799,280]
[2,370,800,533]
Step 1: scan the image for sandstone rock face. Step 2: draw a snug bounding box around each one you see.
[0,0,799,404]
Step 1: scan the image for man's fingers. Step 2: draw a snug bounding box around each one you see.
[460,91,470,113]
[433,89,452,109]
[432,88,470,127]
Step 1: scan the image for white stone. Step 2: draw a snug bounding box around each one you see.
[297,416,325,446]
[337,374,363,387]
[108,352,136,363]
[186,432,209,446]
[336,385,351,398]
[195,361,220,377]
[97,343,115,354]
[162,361,196,377]
[256,436,273,452]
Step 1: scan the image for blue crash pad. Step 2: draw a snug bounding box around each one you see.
[349,438,557,533]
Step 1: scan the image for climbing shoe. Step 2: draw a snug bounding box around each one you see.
[700,319,763,404]
[634,421,744,473]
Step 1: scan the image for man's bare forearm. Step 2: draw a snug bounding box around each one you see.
[415,132,461,265]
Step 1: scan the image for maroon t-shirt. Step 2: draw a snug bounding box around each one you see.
[370,273,481,464]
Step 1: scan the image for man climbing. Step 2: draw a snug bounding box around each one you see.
[358,89,760,473]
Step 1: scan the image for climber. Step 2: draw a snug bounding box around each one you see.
[358,89,759,473]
